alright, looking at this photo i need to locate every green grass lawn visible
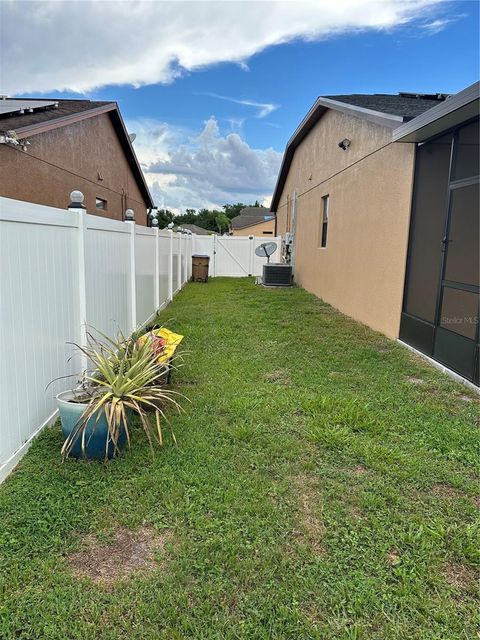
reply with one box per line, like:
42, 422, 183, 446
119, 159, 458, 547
1, 278, 479, 639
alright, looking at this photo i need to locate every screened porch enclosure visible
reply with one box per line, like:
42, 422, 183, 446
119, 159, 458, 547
400, 117, 479, 385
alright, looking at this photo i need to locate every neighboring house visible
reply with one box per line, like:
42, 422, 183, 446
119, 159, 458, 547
272, 83, 479, 385
0, 98, 154, 224
176, 223, 213, 235
230, 206, 275, 236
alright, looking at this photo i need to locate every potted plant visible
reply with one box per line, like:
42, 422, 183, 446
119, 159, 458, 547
56, 330, 183, 460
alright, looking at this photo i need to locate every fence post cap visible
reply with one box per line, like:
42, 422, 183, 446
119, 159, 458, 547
68, 190, 86, 209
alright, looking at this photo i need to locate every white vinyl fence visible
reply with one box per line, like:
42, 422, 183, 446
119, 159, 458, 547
0, 197, 192, 481
0, 196, 280, 481
193, 234, 281, 277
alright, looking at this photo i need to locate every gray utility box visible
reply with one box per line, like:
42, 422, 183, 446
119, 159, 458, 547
263, 263, 293, 286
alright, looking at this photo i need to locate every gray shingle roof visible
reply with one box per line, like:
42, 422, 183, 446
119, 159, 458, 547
270, 90, 450, 212
177, 223, 213, 235
231, 207, 273, 229
324, 93, 449, 120
0, 98, 113, 133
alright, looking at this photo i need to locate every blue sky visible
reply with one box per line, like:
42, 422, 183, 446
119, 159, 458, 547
99, 4, 479, 153
2, 0, 479, 211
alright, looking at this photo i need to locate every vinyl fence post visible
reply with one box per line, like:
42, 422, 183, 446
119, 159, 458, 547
180, 235, 184, 284
177, 232, 182, 292
188, 234, 194, 281
213, 234, 217, 278
69, 191, 88, 371
168, 229, 173, 302
154, 226, 160, 310
126, 218, 137, 332
248, 235, 254, 277
190, 233, 195, 281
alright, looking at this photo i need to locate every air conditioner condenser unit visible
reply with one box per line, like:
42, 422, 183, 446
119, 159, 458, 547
262, 263, 293, 287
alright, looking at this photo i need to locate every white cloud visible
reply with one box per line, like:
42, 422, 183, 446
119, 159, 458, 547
421, 17, 458, 34
129, 117, 282, 212
1, 0, 445, 94
202, 93, 278, 118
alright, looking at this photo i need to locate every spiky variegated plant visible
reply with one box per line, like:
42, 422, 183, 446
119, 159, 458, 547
62, 330, 184, 460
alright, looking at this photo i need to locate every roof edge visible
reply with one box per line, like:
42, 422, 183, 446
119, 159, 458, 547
270, 96, 406, 212
392, 81, 480, 142
7, 103, 117, 137
232, 216, 275, 230
6, 101, 154, 209
110, 104, 154, 208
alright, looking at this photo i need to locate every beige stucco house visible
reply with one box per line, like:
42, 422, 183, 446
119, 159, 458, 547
272, 84, 479, 385
230, 207, 276, 236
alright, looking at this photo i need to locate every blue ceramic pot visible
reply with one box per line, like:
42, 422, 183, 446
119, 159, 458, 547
56, 390, 127, 460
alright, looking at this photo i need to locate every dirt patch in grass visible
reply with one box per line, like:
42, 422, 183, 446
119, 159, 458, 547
430, 483, 465, 499
442, 562, 479, 593
457, 393, 480, 404
264, 370, 290, 386
386, 549, 401, 566
349, 504, 366, 521
349, 464, 369, 476
292, 475, 325, 555
406, 376, 426, 385
375, 345, 392, 353
67, 527, 172, 585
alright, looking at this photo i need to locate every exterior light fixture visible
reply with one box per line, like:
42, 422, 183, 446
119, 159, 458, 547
69, 190, 86, 209
125, 208, 135, 221
338, 138, 351, 150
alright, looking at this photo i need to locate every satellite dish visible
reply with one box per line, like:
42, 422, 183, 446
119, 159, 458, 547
128, 132, 137, 143
255, 242, 277, 263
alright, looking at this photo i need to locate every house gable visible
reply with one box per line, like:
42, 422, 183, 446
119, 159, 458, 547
0, 112, 151, 223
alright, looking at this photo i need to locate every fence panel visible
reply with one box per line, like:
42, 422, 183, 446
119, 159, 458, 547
172, 234, 180, 294
85, 216, 130, 337
193, 236, 215, 275
190, 235, 281, 277
0, 198, 194, 481
0, 199, 80, 479
0, 196, 280, 481
215, 236, 251, 277
180, 235, 187, 285
158, 231, 171, 309
135, 227, 156, 326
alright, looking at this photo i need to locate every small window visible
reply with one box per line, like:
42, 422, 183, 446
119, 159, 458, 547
96, 197, 107, 210
263, 231, 273, 235
320, 195, 329, 248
